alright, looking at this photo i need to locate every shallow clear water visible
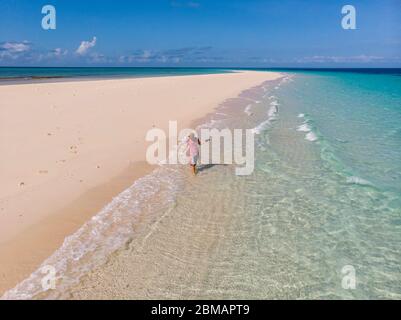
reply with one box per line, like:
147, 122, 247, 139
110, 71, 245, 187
3, 71, 401, 300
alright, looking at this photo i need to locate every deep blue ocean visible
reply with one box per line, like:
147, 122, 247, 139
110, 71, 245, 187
1, 67, 400, 81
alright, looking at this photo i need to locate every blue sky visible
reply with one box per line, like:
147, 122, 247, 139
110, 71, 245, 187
0, 0, 400, 67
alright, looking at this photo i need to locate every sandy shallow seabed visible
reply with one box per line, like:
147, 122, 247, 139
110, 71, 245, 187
0, 71, 282, 295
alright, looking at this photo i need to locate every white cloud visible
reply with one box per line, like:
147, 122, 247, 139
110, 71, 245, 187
1, 41, 30, 53
89, 52, 108, 63
119, 50, 156, 63
118, 47, 214, 64
76, 37, 97, 55
0, 41, 31, 60
52, 48, 68, 57
35, 48, 69, 62
296, 55, 385, 64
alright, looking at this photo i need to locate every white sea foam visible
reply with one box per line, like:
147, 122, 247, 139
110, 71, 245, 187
297, 123, 312, 132
305, 131, 318, 142
252, 105, 278, 135
281, 76, 294, 83
252, 119, 271, 135
297, 117, 318, 142
244, 104, 253, 116
346, 176, 373, 187
298, 113, 305, 118
267, 106, 278, 118
270, 100, 279, 107
198, 118, 223, 129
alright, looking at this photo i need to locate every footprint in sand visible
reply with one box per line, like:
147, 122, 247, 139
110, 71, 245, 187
70, 145, 78, 154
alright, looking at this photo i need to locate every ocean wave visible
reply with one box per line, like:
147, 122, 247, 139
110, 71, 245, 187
252, 104, 279, 135
296, 118, 318, 142
386, 127, 401, 138
270, 100, 279, 107
297, 123, 311, 132
198, 118, 224, 129
244, 104, 253, 116
346, 176, 374, 187
305, 131, 318, 142
252, 119, 271, 135
282, 76, 294, 83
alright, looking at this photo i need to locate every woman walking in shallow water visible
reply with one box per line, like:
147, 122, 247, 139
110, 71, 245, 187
186, 133, 201, 175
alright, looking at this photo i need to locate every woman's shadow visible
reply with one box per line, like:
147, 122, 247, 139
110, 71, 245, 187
197, 164, 228, 173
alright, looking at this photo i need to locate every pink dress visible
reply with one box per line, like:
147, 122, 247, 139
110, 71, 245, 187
187, 138, 199, 165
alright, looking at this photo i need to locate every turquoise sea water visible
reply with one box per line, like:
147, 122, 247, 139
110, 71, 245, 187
3, 69, 401, 299
249, 71, 401, 298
